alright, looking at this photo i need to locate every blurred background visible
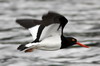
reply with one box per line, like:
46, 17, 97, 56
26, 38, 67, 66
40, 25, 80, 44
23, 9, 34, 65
0, 0, 100, 66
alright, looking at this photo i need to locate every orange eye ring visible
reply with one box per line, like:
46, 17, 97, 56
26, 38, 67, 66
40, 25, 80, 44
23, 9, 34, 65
72, 39, 75, 41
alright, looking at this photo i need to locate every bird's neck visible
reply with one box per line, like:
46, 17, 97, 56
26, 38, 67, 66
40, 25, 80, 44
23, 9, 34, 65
60, 35, 67, 49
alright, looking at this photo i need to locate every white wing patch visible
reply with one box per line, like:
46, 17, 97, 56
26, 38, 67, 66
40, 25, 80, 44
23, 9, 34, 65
28, 25, 40, 40
39, 24, 61, 40
28, 24, 61, 42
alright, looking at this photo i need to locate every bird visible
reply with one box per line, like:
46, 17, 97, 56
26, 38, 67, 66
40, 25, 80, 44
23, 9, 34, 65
16, 11, 89, 52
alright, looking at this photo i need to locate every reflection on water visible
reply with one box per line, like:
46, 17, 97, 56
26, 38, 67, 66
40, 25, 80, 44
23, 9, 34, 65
0, 0, 100, 66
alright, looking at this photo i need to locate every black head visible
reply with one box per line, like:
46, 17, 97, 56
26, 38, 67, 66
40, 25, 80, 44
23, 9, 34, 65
60, 35, 89, 49
65, 37, 77, 44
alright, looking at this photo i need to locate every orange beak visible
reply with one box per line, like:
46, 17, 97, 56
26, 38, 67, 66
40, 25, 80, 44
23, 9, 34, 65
76, 42, 89, 48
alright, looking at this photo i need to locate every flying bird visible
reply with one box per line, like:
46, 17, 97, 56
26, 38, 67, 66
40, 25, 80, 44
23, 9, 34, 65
16, 11, 89, 52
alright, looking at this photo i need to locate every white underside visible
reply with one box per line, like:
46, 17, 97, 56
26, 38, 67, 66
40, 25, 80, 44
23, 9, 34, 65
26, 24, 62, 51
37, 33, 61, 50
26, 32, 61, 51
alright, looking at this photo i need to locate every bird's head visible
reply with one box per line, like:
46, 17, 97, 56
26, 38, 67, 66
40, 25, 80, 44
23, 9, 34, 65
61, 36, 89, 48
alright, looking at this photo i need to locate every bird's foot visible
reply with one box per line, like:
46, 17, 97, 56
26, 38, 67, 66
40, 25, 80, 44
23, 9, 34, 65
24, 48, 34, 53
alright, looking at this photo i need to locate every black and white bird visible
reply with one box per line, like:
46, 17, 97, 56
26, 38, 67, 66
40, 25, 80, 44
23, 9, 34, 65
16, 11, 89, 52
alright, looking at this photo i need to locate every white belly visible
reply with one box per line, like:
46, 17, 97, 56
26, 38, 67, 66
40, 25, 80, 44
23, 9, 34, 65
37, 34, 61, 51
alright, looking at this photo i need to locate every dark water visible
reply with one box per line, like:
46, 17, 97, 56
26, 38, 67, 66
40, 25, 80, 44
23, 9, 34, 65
0, 0, 100, 66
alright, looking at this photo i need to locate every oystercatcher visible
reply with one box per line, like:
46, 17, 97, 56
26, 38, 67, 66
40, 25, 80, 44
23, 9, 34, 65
16, 11, 89, 52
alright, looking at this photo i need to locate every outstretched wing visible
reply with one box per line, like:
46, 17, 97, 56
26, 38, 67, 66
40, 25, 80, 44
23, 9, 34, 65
16, 19, 43, 42
16, 11, 68, 42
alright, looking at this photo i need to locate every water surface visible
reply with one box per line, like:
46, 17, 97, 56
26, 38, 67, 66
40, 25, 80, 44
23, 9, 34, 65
0, 0, 100, 66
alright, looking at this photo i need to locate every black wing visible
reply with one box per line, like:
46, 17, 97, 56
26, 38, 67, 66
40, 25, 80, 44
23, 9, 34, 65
16, 11, 68, 42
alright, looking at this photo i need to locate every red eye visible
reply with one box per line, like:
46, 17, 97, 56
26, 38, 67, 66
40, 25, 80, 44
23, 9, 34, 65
72, 39, 75, 41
